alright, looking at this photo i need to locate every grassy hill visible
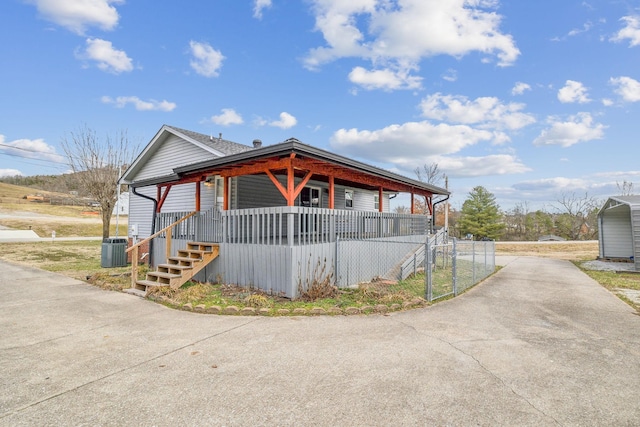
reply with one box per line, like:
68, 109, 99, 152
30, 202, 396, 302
0, 182, 127, 237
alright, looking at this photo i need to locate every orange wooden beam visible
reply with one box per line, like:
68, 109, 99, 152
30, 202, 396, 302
265, 169, 288, 201
286, 156, 295, 206
157, 184, 173, 212
378, 187, 384, 212
328, 175, 335, 209
410, 192, 415, 214
195, 181, 201, 212
293, 171, 313, 200
223, 177, 230, 210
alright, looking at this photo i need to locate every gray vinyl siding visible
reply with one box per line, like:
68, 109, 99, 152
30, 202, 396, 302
134, 134, 219, 181
235, 175, 390, 212
128, 183, 216, 238
128, 187, 156, 238
633, 209, 640, 271
236, 175, 287, 208
600, 206, 633, 258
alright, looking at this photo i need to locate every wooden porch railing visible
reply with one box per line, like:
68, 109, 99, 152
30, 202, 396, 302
125, 211, 196, 289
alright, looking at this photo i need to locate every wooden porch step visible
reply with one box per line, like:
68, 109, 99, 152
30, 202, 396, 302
176, 250, 207, 258
135, 279, 171, 289
146, 271, 182, 282
167, 256, 199, 266
124, 288, 146, 297
129, 241, 219, 297
187, 242, 217, 250
157, 264, 193, 274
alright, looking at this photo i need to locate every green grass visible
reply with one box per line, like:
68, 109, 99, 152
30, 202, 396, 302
576, 264, 640, 311
149, 279, 427, 315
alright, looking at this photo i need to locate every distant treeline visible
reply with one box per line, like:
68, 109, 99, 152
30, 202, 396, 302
0, 174, 83, 196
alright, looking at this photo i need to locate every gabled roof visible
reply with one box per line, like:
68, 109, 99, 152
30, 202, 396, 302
598, 195, 640, 216
120, 125, 252, 184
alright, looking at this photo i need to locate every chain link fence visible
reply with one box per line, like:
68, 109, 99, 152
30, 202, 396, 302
336, 235, 496, 302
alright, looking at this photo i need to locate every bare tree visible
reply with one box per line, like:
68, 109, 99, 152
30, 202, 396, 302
616, 180, 634, 196
61, 125, 139, 239
552, 192, 600, 240
413, 162, 446, 214
414, 163, 444, 187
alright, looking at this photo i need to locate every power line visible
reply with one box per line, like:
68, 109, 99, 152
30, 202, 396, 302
0, 143, 68, 165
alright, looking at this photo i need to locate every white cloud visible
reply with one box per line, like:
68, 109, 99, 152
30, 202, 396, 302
330, 121, 493, 164
348, 66, 422, 91
610, 76, 640, 102
611, 15, 640, 47
28, 0, 123, 34
269, 112, 297, 129
557, 80, 591, 103
533, 113, 606, 147
602, 98, 614, 106
189, 41, 225, 77
304, 0, 519, 89
210, 108, 244, 126
101, 96, 176, 111
513, 177, 589, 192
442, 69, 457, 82
0, 134, 65, 163
568, 21, 593, 37
426, 154, 531, 177
511, 82, 531, 95
78, 38, 133, 74
253, 0, 272, 19
0, 169, 23, 177
419, 93, 536, 130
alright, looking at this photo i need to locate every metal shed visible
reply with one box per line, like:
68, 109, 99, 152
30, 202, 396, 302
597, 195, 640, 271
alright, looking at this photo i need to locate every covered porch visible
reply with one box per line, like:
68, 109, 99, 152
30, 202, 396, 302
126, 138, 449, 298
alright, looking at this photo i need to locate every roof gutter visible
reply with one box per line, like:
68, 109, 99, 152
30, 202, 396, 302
431, 194, 450, 234
131, 186, 158, 266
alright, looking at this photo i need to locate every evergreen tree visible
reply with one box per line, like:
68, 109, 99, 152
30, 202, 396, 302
458, 186, 504, 240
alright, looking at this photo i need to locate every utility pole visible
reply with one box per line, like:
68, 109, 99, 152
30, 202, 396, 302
444, 175, 449, 235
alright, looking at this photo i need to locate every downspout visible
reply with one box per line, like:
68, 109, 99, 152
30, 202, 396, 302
431, 195, 450, 235
131, 186, 158, 266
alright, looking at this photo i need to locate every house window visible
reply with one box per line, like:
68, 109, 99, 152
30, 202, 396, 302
374, 194, 380, 211
345, 190, 353, 208
299, 186, 321, 207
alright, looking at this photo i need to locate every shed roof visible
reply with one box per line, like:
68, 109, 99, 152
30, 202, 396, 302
598, 195, 640, 216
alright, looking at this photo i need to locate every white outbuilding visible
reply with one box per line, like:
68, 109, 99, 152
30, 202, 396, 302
597, 195, 640, 271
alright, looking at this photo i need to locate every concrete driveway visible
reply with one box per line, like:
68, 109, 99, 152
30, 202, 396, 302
1, 257, 639, 426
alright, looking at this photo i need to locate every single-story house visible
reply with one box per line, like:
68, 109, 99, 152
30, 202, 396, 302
597, 195, 640, 271
119, 125, 450, 298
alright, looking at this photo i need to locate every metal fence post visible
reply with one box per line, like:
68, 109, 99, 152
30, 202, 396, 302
472, 240, 476, 285
425, 236, 432, 301
335, 235, 340, 288
452, 238, 457, 296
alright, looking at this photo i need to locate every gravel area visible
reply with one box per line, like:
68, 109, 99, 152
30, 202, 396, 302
581, 260, 636, 272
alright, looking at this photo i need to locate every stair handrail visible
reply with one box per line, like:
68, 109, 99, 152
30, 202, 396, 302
126, 211, 197, 289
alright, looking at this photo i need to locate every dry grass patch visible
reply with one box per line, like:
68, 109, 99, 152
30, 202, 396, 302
496, 241, 598, 261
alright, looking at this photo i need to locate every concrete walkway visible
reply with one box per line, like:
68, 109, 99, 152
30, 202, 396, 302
1, 257, 639, 426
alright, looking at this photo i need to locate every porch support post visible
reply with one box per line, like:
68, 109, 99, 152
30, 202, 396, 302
287, 154, 295, 206
328, 176, 335, 209
378, 186, 384, 212
195, 181, 201, 212
223, 176, 230, 210
410, 192, 415, 214
157, 184, 172, 213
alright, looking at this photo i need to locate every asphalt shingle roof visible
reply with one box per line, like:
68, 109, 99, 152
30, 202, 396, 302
165, 125, 253, 156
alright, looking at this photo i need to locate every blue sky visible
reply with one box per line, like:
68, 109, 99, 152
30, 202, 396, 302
1, 0, 639, 211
